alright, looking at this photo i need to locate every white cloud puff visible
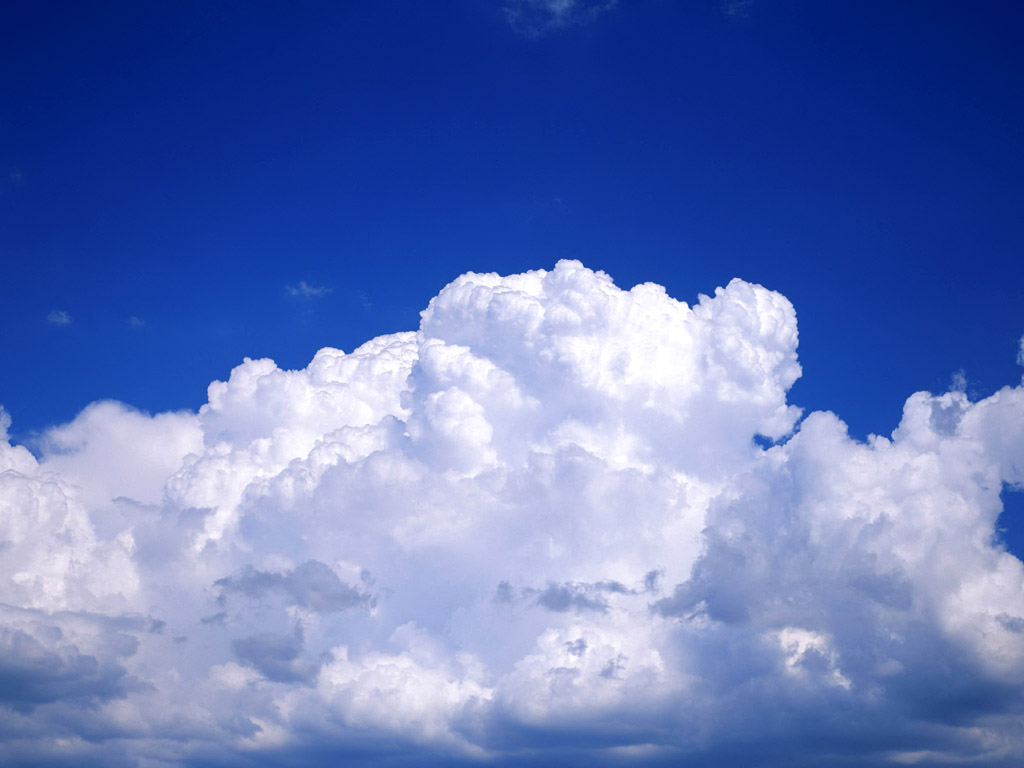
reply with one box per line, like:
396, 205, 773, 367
46, 309, 72, 326
0, 261, 1023, 766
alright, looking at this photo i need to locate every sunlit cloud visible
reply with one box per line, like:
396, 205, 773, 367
1, 261, 1023, 765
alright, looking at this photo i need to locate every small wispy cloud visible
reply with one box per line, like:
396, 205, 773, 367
8, 168, 23, 186
287, 281, 333, 299
721, 0, 754, 20
128, 316, 145, 328
47, 309, 72, 326
504, 0, 618, 38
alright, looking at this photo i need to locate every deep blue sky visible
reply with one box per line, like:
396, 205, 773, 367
3, 0, 1022, 443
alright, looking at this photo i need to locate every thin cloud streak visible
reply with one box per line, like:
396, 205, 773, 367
46, 309, 72, 326
503, 0, 618, 38
287, 280, 333, 298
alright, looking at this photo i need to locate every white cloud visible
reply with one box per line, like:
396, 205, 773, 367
504, 0, 618, 38
1, 260, 1024, 765
287, 280, 332, 298
46, 309, 71, 326
722, 0, 755, 20
39, 401, 202, 511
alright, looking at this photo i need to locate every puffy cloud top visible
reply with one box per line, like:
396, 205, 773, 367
0, 261, 1022, 766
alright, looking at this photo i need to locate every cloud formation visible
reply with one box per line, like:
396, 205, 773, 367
1, 261, 1023, 766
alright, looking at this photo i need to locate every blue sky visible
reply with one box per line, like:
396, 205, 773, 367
4, 0, 1022, 439
2, 2, 1024, 766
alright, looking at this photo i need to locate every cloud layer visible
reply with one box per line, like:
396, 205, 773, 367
1, 261, 1023, 766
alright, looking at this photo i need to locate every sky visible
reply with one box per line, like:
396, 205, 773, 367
1, 1, 1024, 766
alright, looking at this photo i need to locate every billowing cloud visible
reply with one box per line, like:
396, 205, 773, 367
1, 260, 1023, 766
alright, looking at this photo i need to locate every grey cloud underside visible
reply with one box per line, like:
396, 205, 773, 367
232, 625, 318, 684
0, 625, 135, 709
0, 260, 1023, 766
502, 579, 636, 613
215, 560, 375, 613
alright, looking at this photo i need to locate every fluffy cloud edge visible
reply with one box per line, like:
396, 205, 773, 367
0, 260, 1022, 766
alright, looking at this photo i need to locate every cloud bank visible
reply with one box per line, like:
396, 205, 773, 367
2, 260, 1023, 766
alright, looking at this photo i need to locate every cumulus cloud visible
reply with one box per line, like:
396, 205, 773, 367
1, 260, 1023, 766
